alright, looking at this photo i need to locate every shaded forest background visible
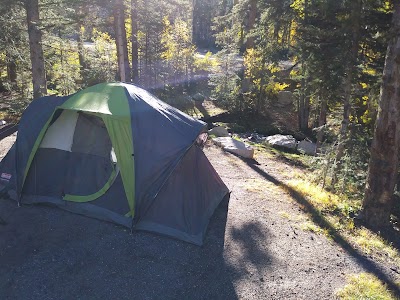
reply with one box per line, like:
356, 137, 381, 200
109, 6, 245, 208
0, 0, 399, 228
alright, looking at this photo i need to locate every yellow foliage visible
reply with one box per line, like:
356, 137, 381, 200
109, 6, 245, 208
360, 109, 373, 124
378, 1, 393, 13
290, 0, 305, 19
363, 68, 377, 76
267, 64, 282, 73
290, 21, 298, 47
275, 82, 289, 91
290, 69, 299, 77
161, 17, 195, 73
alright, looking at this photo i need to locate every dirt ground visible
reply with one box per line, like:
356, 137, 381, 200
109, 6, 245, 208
0, 135, 399, 299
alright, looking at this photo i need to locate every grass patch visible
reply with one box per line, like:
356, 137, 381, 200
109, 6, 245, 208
299, 221, 327, 235
243, 178, 266, 193
202, 104, 226, 117
337, 273, 397, 300
286, 178, 352, 216
283, 177, 400, 265
354, 228, 398, 260
279, 211, 291, 219
262, 145, 312, 169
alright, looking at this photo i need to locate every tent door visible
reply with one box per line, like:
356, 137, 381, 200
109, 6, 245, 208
23, 110, 117, 202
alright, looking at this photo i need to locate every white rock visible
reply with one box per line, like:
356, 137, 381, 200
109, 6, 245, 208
297, 140, 317, 156
212, 137, 254, 159
265, 134, 297, 150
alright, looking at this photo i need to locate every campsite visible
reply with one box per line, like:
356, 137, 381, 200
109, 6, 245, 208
0, 123, 397, 299
1, 0, 400, 299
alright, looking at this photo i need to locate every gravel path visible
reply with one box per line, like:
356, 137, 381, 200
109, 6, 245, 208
0, 136, 399, 299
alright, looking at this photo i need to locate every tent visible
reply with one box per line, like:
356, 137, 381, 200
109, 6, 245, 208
0, 82, 229, 245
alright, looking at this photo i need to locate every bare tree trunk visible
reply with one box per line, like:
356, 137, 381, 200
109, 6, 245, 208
131, 0, 139, 83
362, 2, 400, 227
332, 0, 362, 187
25, 0, 47, 99
114, 0, 131, 82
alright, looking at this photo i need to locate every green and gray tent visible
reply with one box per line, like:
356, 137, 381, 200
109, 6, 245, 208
0, 82, 229, 245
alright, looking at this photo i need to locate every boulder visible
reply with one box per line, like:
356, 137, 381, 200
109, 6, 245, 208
212, 137, 254, 159
265, 134, 297, 150
192, 93, 206, 102
277, 91, 294, 107
208, 126, 230, 137
297, 139, 317, 156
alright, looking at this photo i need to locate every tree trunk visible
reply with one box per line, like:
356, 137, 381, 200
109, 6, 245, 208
25, 0, 47, 99
6, 53, 17, 84
241, 0, 257, 93
77, 11, 86, 80
246, 0, 257, 49
298, 66, 310, 132
298, 0, 310, 132
362, 2, 400, 227
316, 93, 327, 148
332, 0, 362, 187
131, 0, 139, 83
114, 0, 131, 82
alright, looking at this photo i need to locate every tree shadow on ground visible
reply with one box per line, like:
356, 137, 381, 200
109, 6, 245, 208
237, 156, 400, 298
272, 152, 309, 170
194, 101, 210, 119
228, 221, 275, 282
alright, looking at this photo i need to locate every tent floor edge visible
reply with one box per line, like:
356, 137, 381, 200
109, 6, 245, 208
22, 194, 132, 228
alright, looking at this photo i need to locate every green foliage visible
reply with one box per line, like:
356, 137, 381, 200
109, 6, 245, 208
308, 125, 372, 199
81, 29, 117, 87
44, 35, 81, 95
209, 50, 241, 111
161, 17, 195, 85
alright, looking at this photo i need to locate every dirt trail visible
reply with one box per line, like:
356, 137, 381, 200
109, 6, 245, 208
0, 135, 399, 299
